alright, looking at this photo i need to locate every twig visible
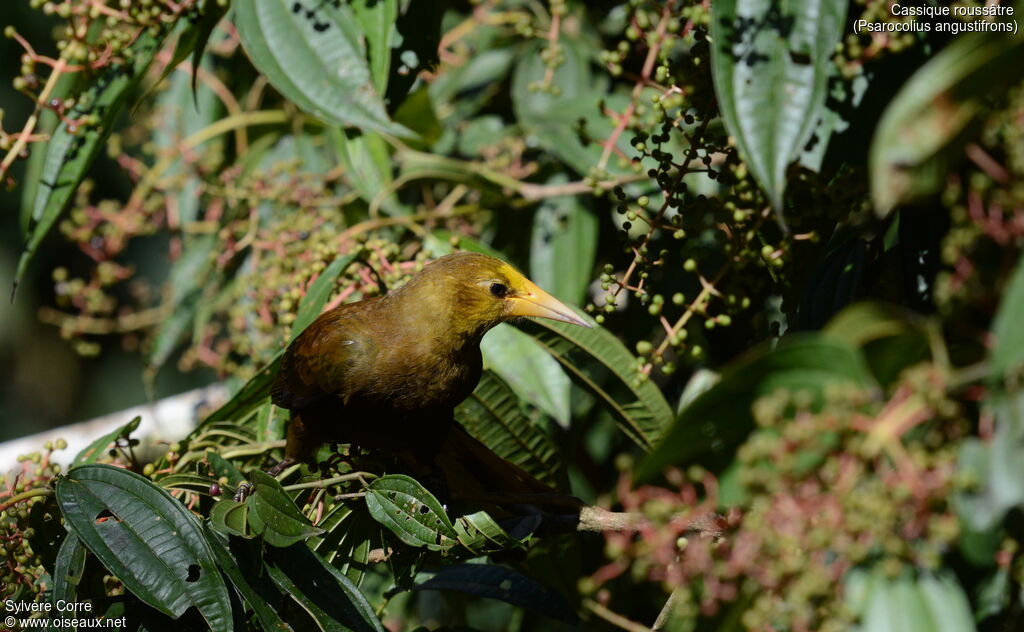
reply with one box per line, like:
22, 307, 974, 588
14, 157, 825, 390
0, 488, 52, 512
584, 598, 650, 632
651, 587, 682, 631
282, 472, 376, 492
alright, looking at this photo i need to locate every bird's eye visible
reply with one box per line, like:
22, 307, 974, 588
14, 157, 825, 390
489, 282, 508, 297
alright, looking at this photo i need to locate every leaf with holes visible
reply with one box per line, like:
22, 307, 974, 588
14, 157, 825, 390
233, 0, 407, 136
244, 470, 322, 547
710, 0, 847, 216
54, 464, 232, 629
365, 475, 457, 550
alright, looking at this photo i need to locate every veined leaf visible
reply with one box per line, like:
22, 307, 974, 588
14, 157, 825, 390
204, 526, 290, 632
263, 544, 385, 632
15, 30, 165, 293
455, 371, 562, 487
233, 0, 407, 136
310, 502, 376, 585
149, 234, 218, 372
55, 465, 233, 629
870, 30, 1024, 216
710, 0, 847, 214
330, 128, 406, 216
244, 470, 323, 547
637, 336, 874, 482
365, 474, 458, 551
515, 316, 673, 450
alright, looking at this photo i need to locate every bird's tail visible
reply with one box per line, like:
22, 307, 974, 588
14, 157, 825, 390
433, 422, 563, 501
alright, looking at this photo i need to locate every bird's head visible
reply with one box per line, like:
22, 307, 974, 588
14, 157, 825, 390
405, 252, 590, 338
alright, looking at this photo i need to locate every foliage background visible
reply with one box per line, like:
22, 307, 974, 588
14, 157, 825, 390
1, 0, 1024, 631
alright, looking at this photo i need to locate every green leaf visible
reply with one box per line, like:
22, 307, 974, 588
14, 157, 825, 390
15, 30, 165, 293
157, 472, 220, 495
263, 544, 385, 632
848, 569, 975, 632
455, 371, 562, 487
413, 564, 578, 624
203, 525, 291, 632
330, 129, 406, 215
205, 450, 247, 487
990, 255, 1024, 383
291, 254, 359, 337
516, 316, 674, 450
351, 0, 398, 95
50, 533, 88, 624
244, 470, 322, 547
529, 181, 598, 305
310, 502, 376, 585
481, 324, 571, 428
73, 416, 141, 464
637, 336, 874, 482
709, 0, 847, 214
869, 31, 1024, 216
955, 392, 1024, 532
232, 0, 407, 136
453, 511, 538, 554
365, 474, 458, 550
512, 37, 632, 175
54, 464, 232, 629
209, 499, 253, 538
149, 234, 218, 372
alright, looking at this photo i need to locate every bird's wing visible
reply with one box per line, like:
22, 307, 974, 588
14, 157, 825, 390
271, 301, 380, 411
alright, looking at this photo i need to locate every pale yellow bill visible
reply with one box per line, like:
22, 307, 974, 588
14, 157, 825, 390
508, 278, 591, 327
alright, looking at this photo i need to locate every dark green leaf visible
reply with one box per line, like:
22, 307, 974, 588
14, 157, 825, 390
263, 544, 385, 632
15, 30, 165, 293
203, 526, 291, 632
55, 464, 232, 629
870, 31, 1024, 216
73, 416, 141, 464
709, 0, 847, 213
455, 371, 562, 487
413, 564, 578, 624
453, 511, 537, 554
50, 533, 88, 626
205, 451, 247, 487
310, 502, 376, 585
516, 316, 674, 450
637, 336, 874, 481
232, 0, 407, 136
365, 474, 457, 550
244, 470, 322, 547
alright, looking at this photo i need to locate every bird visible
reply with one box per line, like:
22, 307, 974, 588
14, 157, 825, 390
269, 251, 590, 500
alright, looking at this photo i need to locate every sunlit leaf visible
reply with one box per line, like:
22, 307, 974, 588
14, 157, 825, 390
365, 474, 457, 551
233, 0, 407, 136
710, 0, 847, 214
